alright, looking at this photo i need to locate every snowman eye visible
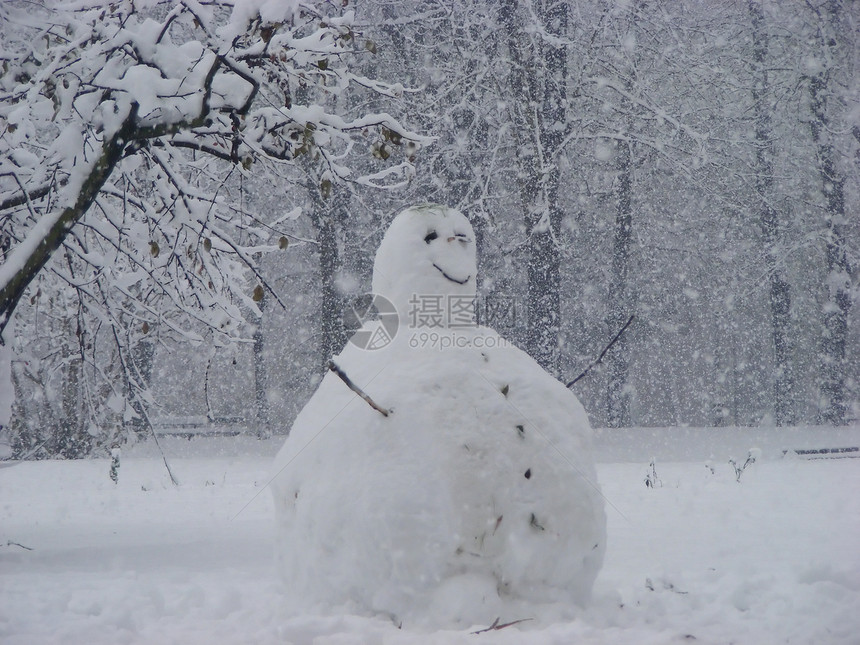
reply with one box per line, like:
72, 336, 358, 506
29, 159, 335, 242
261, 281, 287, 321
424, 230, 438, 244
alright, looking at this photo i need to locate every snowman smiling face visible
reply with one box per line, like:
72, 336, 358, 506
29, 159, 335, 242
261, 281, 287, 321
424, 226, 473, 286
372, 205, 478, 320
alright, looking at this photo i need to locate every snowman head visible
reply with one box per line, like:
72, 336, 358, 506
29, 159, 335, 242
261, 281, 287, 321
372, 204, 477, 322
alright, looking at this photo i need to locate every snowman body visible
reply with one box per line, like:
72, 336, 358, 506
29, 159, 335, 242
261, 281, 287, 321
271, 205, 605, 625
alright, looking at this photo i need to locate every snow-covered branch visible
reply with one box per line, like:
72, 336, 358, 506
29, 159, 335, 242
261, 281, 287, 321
0, 0, 423, 342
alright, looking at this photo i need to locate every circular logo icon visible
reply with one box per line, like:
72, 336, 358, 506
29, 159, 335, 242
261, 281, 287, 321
344, 293, 399, 350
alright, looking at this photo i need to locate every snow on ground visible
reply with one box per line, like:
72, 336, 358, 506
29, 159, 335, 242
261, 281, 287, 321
1, 427, 859, 644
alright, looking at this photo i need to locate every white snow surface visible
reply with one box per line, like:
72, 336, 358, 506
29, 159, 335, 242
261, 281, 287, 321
1, 429, 859, 644
270, 205, 606, 626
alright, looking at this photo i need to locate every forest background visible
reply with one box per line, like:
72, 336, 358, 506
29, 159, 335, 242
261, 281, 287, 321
1, 0, 857, 459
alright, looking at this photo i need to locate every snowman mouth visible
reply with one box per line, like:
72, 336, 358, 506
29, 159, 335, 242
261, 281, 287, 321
433, 263, 471, 285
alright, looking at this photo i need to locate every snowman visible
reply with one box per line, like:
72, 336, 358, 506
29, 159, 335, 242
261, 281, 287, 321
271, 204, 605, 627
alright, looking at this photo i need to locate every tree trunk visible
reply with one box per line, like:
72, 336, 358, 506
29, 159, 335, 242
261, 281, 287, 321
749, 0, 795, 426
810, 75, 850, 425
500, 0, 566, 376
807, 4, 851, 425
607, 136, 634, 428
0, 230, 11, 429
0, 340, 11, 431
129, 328, 155, 439
253, 291, 270, 436
118, 326, 150, 446
316, 190, 346, 372
58, 315, 89, 458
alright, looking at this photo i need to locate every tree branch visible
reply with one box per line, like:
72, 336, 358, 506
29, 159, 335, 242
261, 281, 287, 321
328, 360, 390, 417
0, 182, 53, 212
472, 617, 533, 634
133, 55, 222, 139
157, 139, 235, 162
566, 314, 635, 388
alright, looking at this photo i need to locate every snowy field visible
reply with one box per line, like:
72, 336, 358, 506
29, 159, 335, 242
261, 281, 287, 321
2, 426, 859, 644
